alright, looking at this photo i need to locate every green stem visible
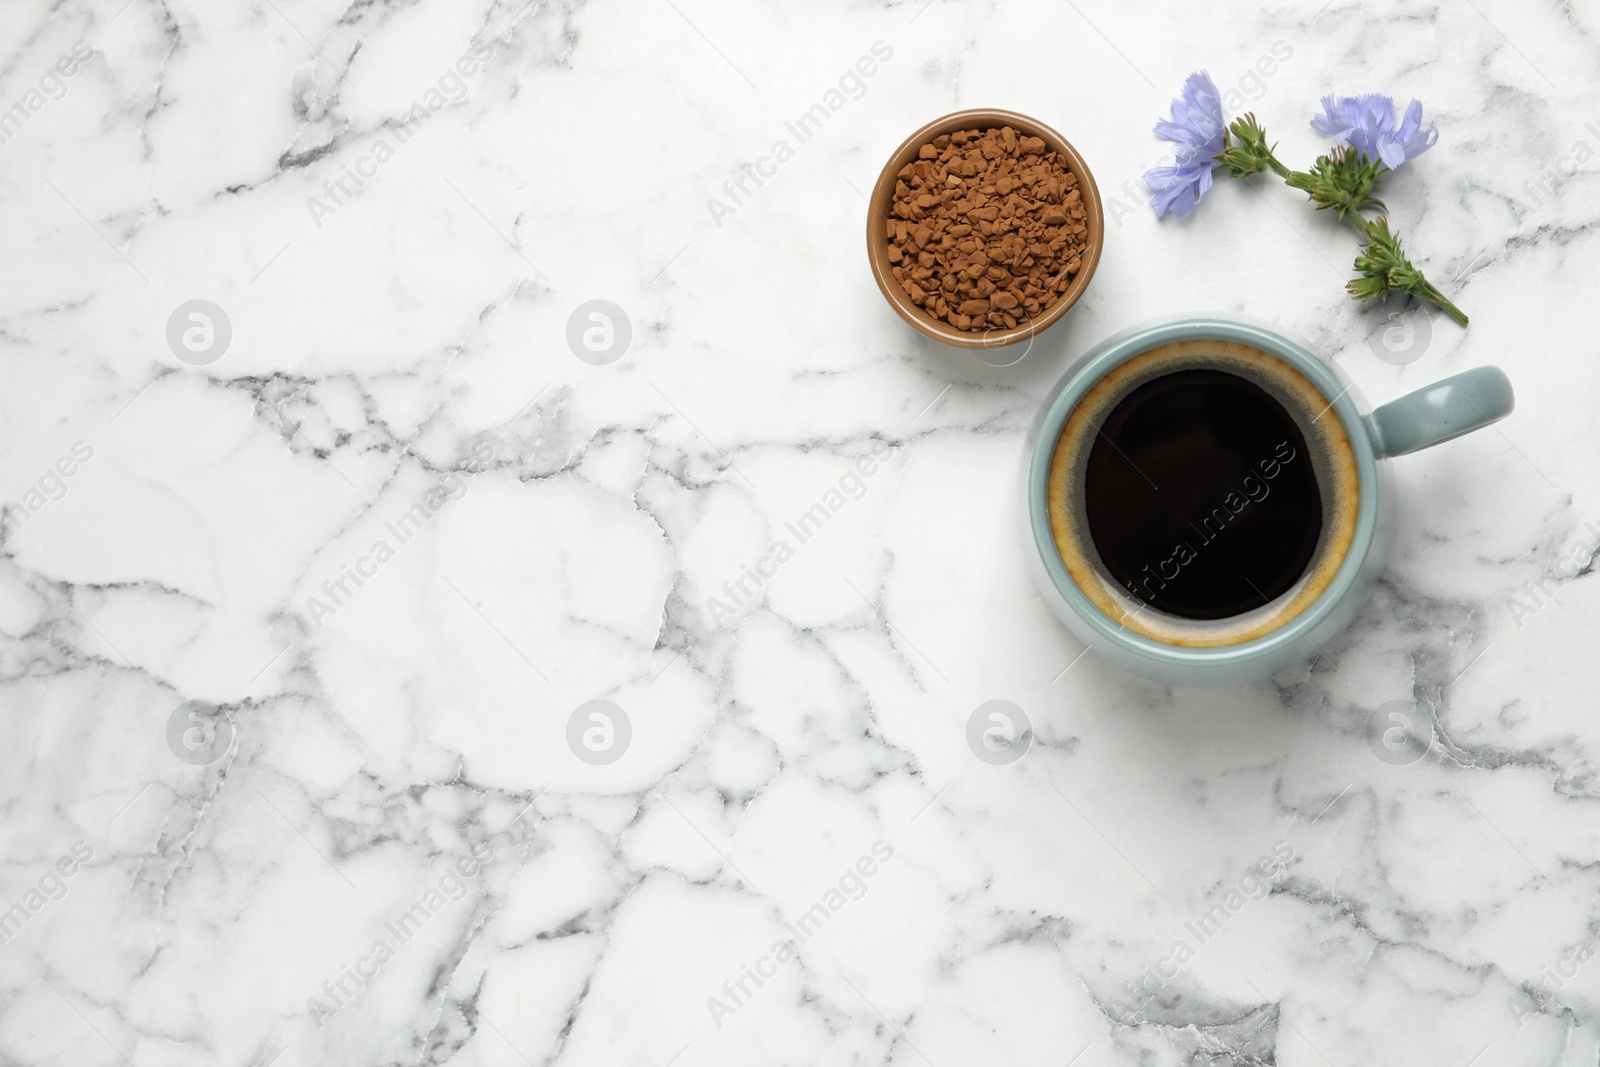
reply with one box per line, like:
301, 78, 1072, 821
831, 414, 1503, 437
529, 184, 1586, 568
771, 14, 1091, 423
1218, 119, 1469, 327
1355, 218, 1470, 327
1421, 287, 1470, 327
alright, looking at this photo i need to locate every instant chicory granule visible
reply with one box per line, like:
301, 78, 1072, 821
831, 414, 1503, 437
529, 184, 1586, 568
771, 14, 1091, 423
886, 126, 1090, 333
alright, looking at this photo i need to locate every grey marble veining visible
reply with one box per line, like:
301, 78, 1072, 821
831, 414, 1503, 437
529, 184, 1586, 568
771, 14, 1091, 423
1, 0, 1598, 1064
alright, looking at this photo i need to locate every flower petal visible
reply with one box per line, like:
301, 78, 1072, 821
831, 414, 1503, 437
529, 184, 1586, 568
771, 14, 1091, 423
1181, 70, 1223, 111
1146, 72, 1229, 216
1395, 99, 1423, 144
1311, 91, 1438, 168
1154, 118, 1198, 144
1144, 160, 1216, 218
1150, 182, 1198, 218
1309, 94, 1345, 136
1153, 71, 1227, 158
1409, 122, 1438, 159
1143, 164, 1184, 188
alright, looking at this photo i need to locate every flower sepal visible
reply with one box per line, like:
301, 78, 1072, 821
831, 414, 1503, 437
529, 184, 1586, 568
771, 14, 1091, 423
1216, 114, 1287, 179
1348, 216, 1468, 326
1142, 73, 1466, 327
1284, 147, 1386, 223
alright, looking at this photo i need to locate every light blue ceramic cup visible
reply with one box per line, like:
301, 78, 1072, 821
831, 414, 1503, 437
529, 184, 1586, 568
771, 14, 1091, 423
1025, 316, 1514, 686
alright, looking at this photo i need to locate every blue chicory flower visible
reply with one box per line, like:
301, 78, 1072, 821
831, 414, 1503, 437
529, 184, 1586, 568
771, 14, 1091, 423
1143, 70, 1226, 218
1310, 94, 1437, 170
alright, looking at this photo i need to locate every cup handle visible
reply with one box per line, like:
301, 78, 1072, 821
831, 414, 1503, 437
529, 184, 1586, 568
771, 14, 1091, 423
1366, 366, 1515, 459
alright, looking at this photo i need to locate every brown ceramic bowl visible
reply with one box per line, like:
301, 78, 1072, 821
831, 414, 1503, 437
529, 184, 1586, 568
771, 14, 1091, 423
867, 109, 1104, 350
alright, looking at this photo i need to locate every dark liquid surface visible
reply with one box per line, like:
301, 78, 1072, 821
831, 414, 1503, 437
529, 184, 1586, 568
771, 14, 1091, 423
1085, 369, 1323, 619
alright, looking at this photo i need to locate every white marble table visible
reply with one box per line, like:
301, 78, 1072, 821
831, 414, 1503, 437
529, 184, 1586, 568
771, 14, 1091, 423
3, 0, 1597, 1063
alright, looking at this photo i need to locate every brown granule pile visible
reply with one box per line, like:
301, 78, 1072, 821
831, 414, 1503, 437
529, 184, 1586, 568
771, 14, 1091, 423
886, 126, 1090, 333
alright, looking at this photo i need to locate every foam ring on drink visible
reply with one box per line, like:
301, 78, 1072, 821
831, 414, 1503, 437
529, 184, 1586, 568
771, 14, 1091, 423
1046, 339, 1360, 647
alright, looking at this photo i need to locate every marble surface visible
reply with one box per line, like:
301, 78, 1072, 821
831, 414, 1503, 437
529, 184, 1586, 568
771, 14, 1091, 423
2, 0, 1599, 1064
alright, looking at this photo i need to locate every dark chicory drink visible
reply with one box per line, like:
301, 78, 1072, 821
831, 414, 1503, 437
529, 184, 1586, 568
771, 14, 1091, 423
1085, 368, 1320, 618
1047, 340, 1360, 647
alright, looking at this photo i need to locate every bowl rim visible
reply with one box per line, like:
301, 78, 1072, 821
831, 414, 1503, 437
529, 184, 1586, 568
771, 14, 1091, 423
866, 108, 1105, 350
